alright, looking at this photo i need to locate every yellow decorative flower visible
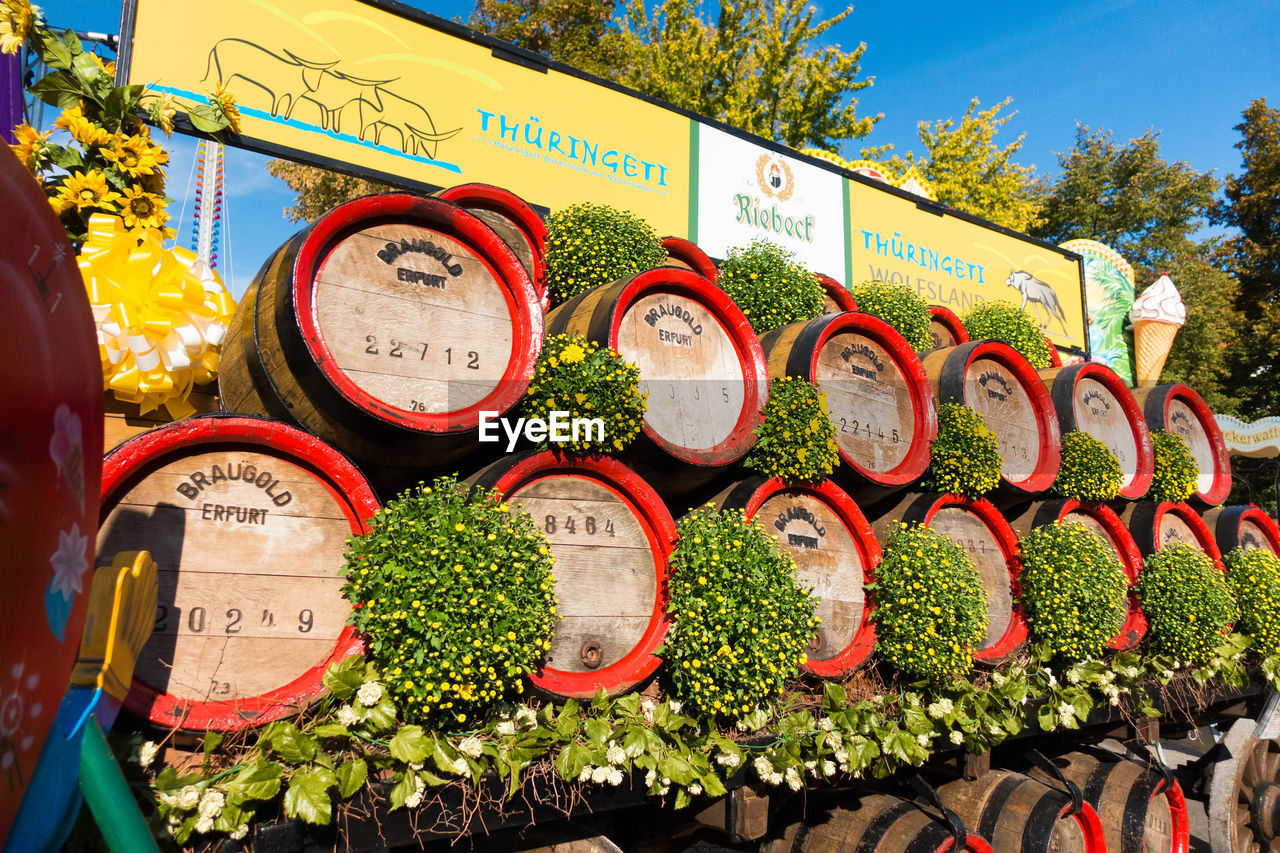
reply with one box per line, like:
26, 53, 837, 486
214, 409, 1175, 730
9, 122, 50, 173
100, 132, 165, 178
141, 91, 178, 136
211, 83, 241, 134
0, 0, 37, 55
559, 342, 586, 364
119, 185, 167, 231
56, 170, 121, 213
54, 105, 110, 148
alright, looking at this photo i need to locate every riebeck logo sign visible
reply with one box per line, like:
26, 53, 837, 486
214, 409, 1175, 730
478, 411, 605, 453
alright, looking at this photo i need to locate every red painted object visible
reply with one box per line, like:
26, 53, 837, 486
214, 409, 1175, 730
927, 305, 969, 351
1203, 504, 1280, 558
1131, 383, 1231, 508
660, 236, 718, 281
815, 273, 858, 313
437, 183, 549, 309
1043, 334, 1064, 367
1120, 501, 1224, 569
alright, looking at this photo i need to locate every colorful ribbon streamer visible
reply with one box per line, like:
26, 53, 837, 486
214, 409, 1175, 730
78, 214, 236, 419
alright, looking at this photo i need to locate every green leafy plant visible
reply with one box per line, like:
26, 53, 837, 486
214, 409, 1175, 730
961, 300, 1053, 368
1224, 547, 1280, 658
1136, 543, 1237, 664
1019, 521, 1129, 661
663, 506, 817, 721
543, 202, 665, 305
871, 523, 988, 681
849, 280, 932, 350
1148, 429, 1199, 502
922, 403, 1002, 497
521, 333, 646, 453
341, 476, 558, 729
744, 376, 839, 482
1052, 431, 1124, 501
716, 239, 824, 334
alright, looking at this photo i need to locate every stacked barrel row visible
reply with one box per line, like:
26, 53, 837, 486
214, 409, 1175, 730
94, 185, 1265, 734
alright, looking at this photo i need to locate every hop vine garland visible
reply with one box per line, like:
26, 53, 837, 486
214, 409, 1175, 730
961, 301, 1053, 368
341, 476, 559, 729
1136, 543, 1237, 664
1148, 429, 1199, 503
716, 239, 824, 334
543, 203, 665, 305
1019, 521, 1129, 662
922, 403, 1002, 497
744, 377, 840, 482
849, 280, 933, 351
521, 334, 646, 453
1052, 431, 1124, 501
1225, 547, 1280, 658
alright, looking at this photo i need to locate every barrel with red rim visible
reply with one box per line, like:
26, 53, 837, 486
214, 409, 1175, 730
544, 267, 768, 494
1131, 384, 1231, 507
759, 312, 937, 500
1038, 362, 1154, 499
470, 451, 675, 699
1007, 499, 1146, 651
218, 193, 543, 469
927, 306, 969, 352
1118, 501, 1223, 568
1044, 335, 1064, 367
763, 794, 995, 852
661, 236, 718, 281
937, 770, 1106, 853
1202, 504, 1280, 558
923, 341, 1062, 499
710, 476, 879, 676
99, 415, 378, 730
436, 183, 548, 309
868, 493, 1026, 664
816, 273, 858, 315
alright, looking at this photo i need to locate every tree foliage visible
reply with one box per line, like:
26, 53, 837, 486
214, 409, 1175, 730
264, 160, 392, 224
470, 0, 626, 77
1158, 248, 1241, 413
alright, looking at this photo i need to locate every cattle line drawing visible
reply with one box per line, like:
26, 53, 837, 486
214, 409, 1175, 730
202, 38, 462, 159
1006, 269, 1069, 334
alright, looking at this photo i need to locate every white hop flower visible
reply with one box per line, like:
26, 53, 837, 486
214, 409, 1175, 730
992, 672, 1006, 687
1057, 702, 1074, 719
645, 769, 657, 788
230, 824, 250, 841
817, 717, 834, 731
176, 785, 200, 810
1067, 669, 1081, 684
827, 731, 843, 748
688, 782, 702, 795
916, 734, 931, 746
753, 756, 774, 779
357, 682, 383, 707
767, 772, 784, 786
194, 816, 214, 835
495, 720, 516, 736
1046, 674, 1058, 687
404, 776, 426, 808
667, 699, 683, 714
834, 748, 849, 764
607, 768, 624, 786
515, 706, 538, 729
822, 760, 836, 776
591, 765, 610, 784
950, 730, 964, 745
409, 762, 424, 772
641, 698, 657, 723
784, 767, 802, 791
458, 736, 484, 758
579, 766, 594, 783
139, 740, 159, 769
927, 698, 954, 719
197, 789, 225, 820
988, 723, 1002, 735
337, 705, 360, 727
606, 742, 626, 766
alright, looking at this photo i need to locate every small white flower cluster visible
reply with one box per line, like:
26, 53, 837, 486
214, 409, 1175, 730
667, 699, 683, 714
926, 697, 953, 719
357, 681, 383, 707
138, 740, 159, 769
606, 741, 626, 766
514, 705, 538, 729
816, 717, 834, 731
495, 720, 517, 736
715, 751, 741, 769
458, 735, 484, 758
579, 764, 625, 786
784, 766, 802, 791
643, 769, 672, 796
403, 775, 427, 809
915, 733, 931, 747
641, 697, 657, 724
337, 704, 360, 727
194, 788, 225, 835
950, 729, 965, 745
1057, 701, 1076, 728
753, 756, 784, 786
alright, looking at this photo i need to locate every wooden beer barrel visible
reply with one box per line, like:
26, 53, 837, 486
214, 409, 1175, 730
759, 312, 937, 500
762, 795, 994, 852
1044, 335, 1064, 368
868, 493, 1026, 664
661, 236, 718, 281
927, 306, 969, 352
922, 342, 1061, 499
218, 193, 543, 469
816, 273, 858, 315
1131, 383, 1231, 507
1118, 501, 1224, 568
1006, 499, 1147, 650
936, 771, 1106, 853
544, 268, 768, 494
99, 415, 379, 730
709, 476, 880, 676
1203, 504, 1280, 557
1037, 362, 1154, 499
1028, 748, 1190, 853
436, 183, 548, 309
470, 452, 675, 698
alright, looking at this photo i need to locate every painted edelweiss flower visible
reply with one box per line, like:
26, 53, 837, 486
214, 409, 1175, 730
49, 523, 88, 600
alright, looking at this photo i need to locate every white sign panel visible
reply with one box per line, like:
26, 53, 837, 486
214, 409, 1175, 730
695, 124, 846, 276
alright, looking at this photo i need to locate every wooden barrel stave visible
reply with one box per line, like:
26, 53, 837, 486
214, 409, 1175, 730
816, 273, 858, 315
763, 794, 989, 852
936, 770, 1105, 853
1202, 504, 1280, 558
1118, 500, 1224, 568
435, 183, 548, 307
1038, 363, 1154, 499
1131, 383, 1231, 507
660, 236, 719, 281
100, 415, 379, 730
927, 306, 969, 353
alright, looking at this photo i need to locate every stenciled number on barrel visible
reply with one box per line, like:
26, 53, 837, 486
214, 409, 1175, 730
154, 604, 318, 634
363, 335, 481, 371
837, 418, 901, 443
544, 515, 616, 537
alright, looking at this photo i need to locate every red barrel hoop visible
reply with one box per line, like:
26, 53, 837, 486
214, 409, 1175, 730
437, 182, 549, 309
1132, 383, 1231, 507
1119, 501, 1223, 569
660, 236, 718, 281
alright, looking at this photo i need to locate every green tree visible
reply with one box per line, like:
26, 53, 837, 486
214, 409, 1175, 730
264, 160, 392, 223
1158, 248, 1241, 413
470, 0, 627, 77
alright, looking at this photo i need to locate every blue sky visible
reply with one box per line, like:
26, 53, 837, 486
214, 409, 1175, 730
30, 0, 1280, 298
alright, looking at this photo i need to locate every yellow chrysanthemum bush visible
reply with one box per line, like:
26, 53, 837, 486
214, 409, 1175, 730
520, 334, 646, 454
1135, 543, 1237, 665
1148, 429, 1199, 503
716, 239, 824, 334
961, 301, 1053, 368
1018, 522, 1129, 662
341, 475, 559, 730
543, 202, 666, 306
849, 280, 933, 351
662, 506, 818, 721
870, 523, 988, 681
1051, 431, 1124, 502
922, 403, 1002, 497
744, 377, 839, 483
1224, 547, 1280, 658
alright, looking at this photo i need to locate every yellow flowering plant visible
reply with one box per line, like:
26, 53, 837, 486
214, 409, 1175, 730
521, 333, 646, 453
1136, 543, 1237, 665
744, 376, 839, 483
922, 403, 1002, 497
961, 301, 1053, 368
543, 202, 666, 305
870, 523, 988, 681
1224, 547, 1280, 658
1051, 431, 1124, 502
849, 280, 933, 351
1018, 521, 1129, 662
716, 239, 824, 334
341, 475, 559, 730
1148, 429, 1199, 503
663, 506, 818, 722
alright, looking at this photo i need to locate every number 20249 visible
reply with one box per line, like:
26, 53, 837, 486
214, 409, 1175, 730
154, 605, 316, 634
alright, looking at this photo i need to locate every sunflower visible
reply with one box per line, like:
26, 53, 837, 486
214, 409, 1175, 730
100, 132, 166, 177
119, 185, 167, 231
55, 170, 121, 214
211, 83, 241, 134
54, 105, 110, 148
141, 91, 178, 136
0, 0, 38, 55
10, 123, 50, 173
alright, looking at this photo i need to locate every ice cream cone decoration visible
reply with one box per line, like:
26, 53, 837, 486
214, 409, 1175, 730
1129, 274, 1186, 386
